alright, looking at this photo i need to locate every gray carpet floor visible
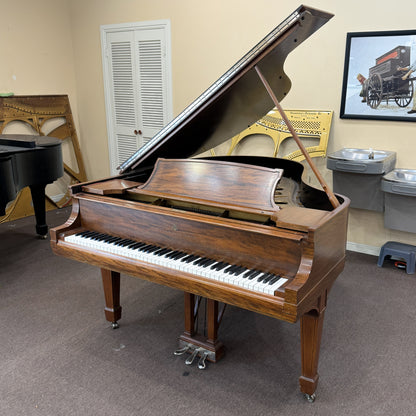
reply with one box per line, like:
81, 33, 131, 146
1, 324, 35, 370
1, 208, 415, 416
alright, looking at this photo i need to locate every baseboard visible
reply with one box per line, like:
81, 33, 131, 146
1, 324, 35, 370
346, 242, 380, 257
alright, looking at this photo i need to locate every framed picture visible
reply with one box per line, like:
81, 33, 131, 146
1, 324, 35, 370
340, 30, 416, 121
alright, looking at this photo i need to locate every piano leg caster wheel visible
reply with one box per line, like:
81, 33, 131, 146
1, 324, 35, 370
111, 321, 119, 329
304, 393, 316, 403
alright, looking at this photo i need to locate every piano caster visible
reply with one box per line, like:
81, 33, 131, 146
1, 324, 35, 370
304, 393, 316, 403
111, 321, 119, 329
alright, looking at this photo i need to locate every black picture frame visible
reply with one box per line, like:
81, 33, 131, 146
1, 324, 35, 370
340, 30, 416, 122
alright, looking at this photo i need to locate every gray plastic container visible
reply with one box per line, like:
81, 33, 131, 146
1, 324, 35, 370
327, 148, 396, 212
381, 169, 416, 232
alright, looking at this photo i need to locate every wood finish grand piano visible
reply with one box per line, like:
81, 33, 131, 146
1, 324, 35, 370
50, 6, 349, 401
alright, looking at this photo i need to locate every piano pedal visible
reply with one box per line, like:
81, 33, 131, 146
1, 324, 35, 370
185, 348, 200, 365
197, 351, 209, 370
174, 341, 216, 369
173, 346, 191, 356
111, 321, 119, 329
304, 393, 316, 403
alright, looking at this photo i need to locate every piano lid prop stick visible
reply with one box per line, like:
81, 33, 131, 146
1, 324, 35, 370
254, 65, 340, 209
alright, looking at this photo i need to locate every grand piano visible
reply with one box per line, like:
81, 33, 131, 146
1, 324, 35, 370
1, 134, 63, 237
50, 6, 349, 401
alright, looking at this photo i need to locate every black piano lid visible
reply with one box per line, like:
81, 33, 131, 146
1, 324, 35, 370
119, 5, 333, 174
0, 134, 61, 156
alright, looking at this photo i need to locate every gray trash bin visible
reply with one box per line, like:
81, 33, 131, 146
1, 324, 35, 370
381, 169, 416, 232
327, 148, 396, 212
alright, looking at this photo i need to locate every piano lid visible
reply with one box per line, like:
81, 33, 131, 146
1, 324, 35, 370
119, 5, 333, 174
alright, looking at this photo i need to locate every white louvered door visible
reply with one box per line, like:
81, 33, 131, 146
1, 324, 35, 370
101, 21, 172, 175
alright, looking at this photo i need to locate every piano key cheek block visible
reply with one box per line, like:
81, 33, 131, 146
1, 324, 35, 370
50, 5, 349, 403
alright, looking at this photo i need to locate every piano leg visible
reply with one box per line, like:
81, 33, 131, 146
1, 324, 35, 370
176, 293, 225, 367
101, 269, 122, 329
29, 184, 49, 238
299, 306, 325, 402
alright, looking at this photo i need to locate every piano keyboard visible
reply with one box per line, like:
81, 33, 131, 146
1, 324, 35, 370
65, 231, 288, 295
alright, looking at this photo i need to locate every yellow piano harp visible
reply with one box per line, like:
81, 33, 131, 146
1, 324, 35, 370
51, 6, 349, 402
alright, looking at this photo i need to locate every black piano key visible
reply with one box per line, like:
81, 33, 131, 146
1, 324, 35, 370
140, 245, 156, 253
268, 275, 281, 285
164, 250, 180, 258
191, 257, 204, 266
184, 255, 199, 263
248, 270, 261, 280
228, 266, 241, 275
111, 237, 123, 244
89, 233, 107, 241
256, 273, 267, 282
90, 233, 104, 240
209, 261, 222, 270
121, 239, 136, 246
214, 262, 228, 271
156, 248, 170, 256
202, 259, 217, 268
180, 254, 193, 262
224, 265, 237, 273
129, 242, 146, 249
257, 273, 272, 283
195, 257, 210, 266
262, 274, 275, 284
81, 231, 100, 239
171, 252, 188, 260
242, 269, 255, 278
233, 266, 248, 276
104, 236, 120, 243
77, 230, 94, 237
115, 238, 134, 246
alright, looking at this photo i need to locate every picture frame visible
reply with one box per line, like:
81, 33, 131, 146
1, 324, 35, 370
340, 30, 416, 122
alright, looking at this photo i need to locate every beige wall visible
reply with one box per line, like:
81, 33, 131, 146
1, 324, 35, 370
0, 0, 78, 124
2, 0, 416, 250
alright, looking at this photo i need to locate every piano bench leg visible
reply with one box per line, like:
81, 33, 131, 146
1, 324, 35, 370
101, 269, 122, 328
299, 307, 325, 401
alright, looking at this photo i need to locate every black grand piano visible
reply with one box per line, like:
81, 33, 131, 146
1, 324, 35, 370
0, 134, 63, 237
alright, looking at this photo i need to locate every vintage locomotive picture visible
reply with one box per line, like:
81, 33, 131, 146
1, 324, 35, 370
340, 30, 416, 121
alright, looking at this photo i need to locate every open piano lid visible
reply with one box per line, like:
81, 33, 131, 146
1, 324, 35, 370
119, 5, 333, 174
